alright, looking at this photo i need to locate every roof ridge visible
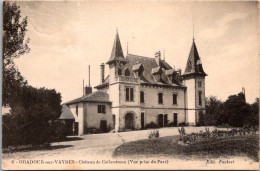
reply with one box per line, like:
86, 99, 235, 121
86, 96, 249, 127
127, 54, 155, 60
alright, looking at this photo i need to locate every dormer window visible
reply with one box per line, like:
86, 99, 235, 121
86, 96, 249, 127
132, 63, 144, 77
125, 68, 130, 76
118, 68, 122, 75
152, 67, 162, 82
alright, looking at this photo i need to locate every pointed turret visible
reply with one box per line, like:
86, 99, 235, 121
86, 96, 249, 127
183, 40, 207, 77
106, 30, 128, 65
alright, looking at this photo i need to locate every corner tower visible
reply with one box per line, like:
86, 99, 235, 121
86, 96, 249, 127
106, 30, 128, 83
182, 38, 207, 125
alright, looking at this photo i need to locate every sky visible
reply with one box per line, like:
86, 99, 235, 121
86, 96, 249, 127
14, 1, 259, 104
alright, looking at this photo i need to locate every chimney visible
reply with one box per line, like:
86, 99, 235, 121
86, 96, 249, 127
85, 65, 92, 95
85, 86, 92, 95
154, 51, 161, 67
100, 63, 105, 83
177, 69, 182, 75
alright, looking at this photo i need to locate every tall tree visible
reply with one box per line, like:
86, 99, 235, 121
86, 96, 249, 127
2, 1, 30, 106
205, 96, 224, 126
224, 92, 250, 127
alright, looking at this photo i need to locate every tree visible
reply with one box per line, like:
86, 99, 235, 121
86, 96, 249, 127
2, 1, 30, 106
205, 96, 224, 126
3, 86, 62, 146
223, 92, 250, 127
245, 98, 259, 127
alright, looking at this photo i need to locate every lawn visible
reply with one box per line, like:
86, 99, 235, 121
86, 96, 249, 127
113, 135, 259, 161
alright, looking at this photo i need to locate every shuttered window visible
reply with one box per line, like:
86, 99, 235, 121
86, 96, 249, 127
126, 87, 134, 101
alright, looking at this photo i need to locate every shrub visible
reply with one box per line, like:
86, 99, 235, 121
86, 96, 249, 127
148, 130, 160, 139
178, 122, 186, 126
145, 122, 159, 129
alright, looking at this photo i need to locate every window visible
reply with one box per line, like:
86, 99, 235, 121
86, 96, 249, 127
126, 87, 134, 101
98, 105, 106, 114
158, 93, 163, 104
173, 93, 178, 105
125, 69, 130, 76
118, 68, 122, 75
140, 91, 144, 103
76, 105, 78, 116
198, 91, 202, 105
198, 81, 202, 87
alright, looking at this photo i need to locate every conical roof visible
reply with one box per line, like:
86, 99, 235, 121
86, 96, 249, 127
106, 31, 128, 64
183, 40, 207, 76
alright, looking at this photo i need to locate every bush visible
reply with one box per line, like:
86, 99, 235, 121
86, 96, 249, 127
148, 130, 160, 139
145, 122, 159, 129
166, 122, 176, 127
178, 122, 186, 126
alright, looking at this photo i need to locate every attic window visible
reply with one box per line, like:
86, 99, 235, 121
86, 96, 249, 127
125, 68, 130, 76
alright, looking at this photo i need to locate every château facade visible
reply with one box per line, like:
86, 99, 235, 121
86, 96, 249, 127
59, 30, 207, 135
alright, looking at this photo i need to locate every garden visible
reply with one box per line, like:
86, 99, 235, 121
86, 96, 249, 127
113, 127, 259, 162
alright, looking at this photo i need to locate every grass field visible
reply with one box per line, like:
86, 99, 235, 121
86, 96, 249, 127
113, 135, 259, 161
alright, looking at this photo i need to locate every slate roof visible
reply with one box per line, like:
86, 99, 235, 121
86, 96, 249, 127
106, 31, 128, 65
123, 54, 183, 86
59, 105, 74, 120
183, 40, 207, 76
64, 90, 111, 105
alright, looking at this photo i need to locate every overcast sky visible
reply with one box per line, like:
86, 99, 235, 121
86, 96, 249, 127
15, 1, 259, 103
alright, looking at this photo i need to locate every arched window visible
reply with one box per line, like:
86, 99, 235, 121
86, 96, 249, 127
125, 68, 130, 76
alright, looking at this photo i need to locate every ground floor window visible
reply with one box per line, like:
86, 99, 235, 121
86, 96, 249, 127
173, 113, 178, 126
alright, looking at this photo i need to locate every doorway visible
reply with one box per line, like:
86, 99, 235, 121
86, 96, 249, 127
158, 114, 164, 127
100, 120, 107, 133
125, 113, 134, 130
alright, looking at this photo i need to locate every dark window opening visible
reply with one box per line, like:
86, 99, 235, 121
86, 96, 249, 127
98, 105, 106, 114
141, 113, 144, 129
118, 68, 122, 75
158, 93, 163, 104
164, 114, 168, 126
130, 88, 134, 101
199, 91, 202, 105
140, 91, 144, 103
125, 69, 130, 76
173, 93, 178, 105
173, 113, 178, 126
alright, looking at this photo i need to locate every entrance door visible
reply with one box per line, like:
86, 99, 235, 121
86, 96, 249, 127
141, 112, 144, 129
158, 114, 164, 127
73, 122, 78, 135
173, 113, 178, 126
125, 113, 134, 130
100, 120, 107, 132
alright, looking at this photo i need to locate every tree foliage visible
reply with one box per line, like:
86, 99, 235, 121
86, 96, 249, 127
205, 93, 259, 127
2, 2, 64, 147
2, 1, 30, 106
3, 86, 62, 147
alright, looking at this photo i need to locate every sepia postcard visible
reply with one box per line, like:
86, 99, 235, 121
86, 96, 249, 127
1, 0, 259, 170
